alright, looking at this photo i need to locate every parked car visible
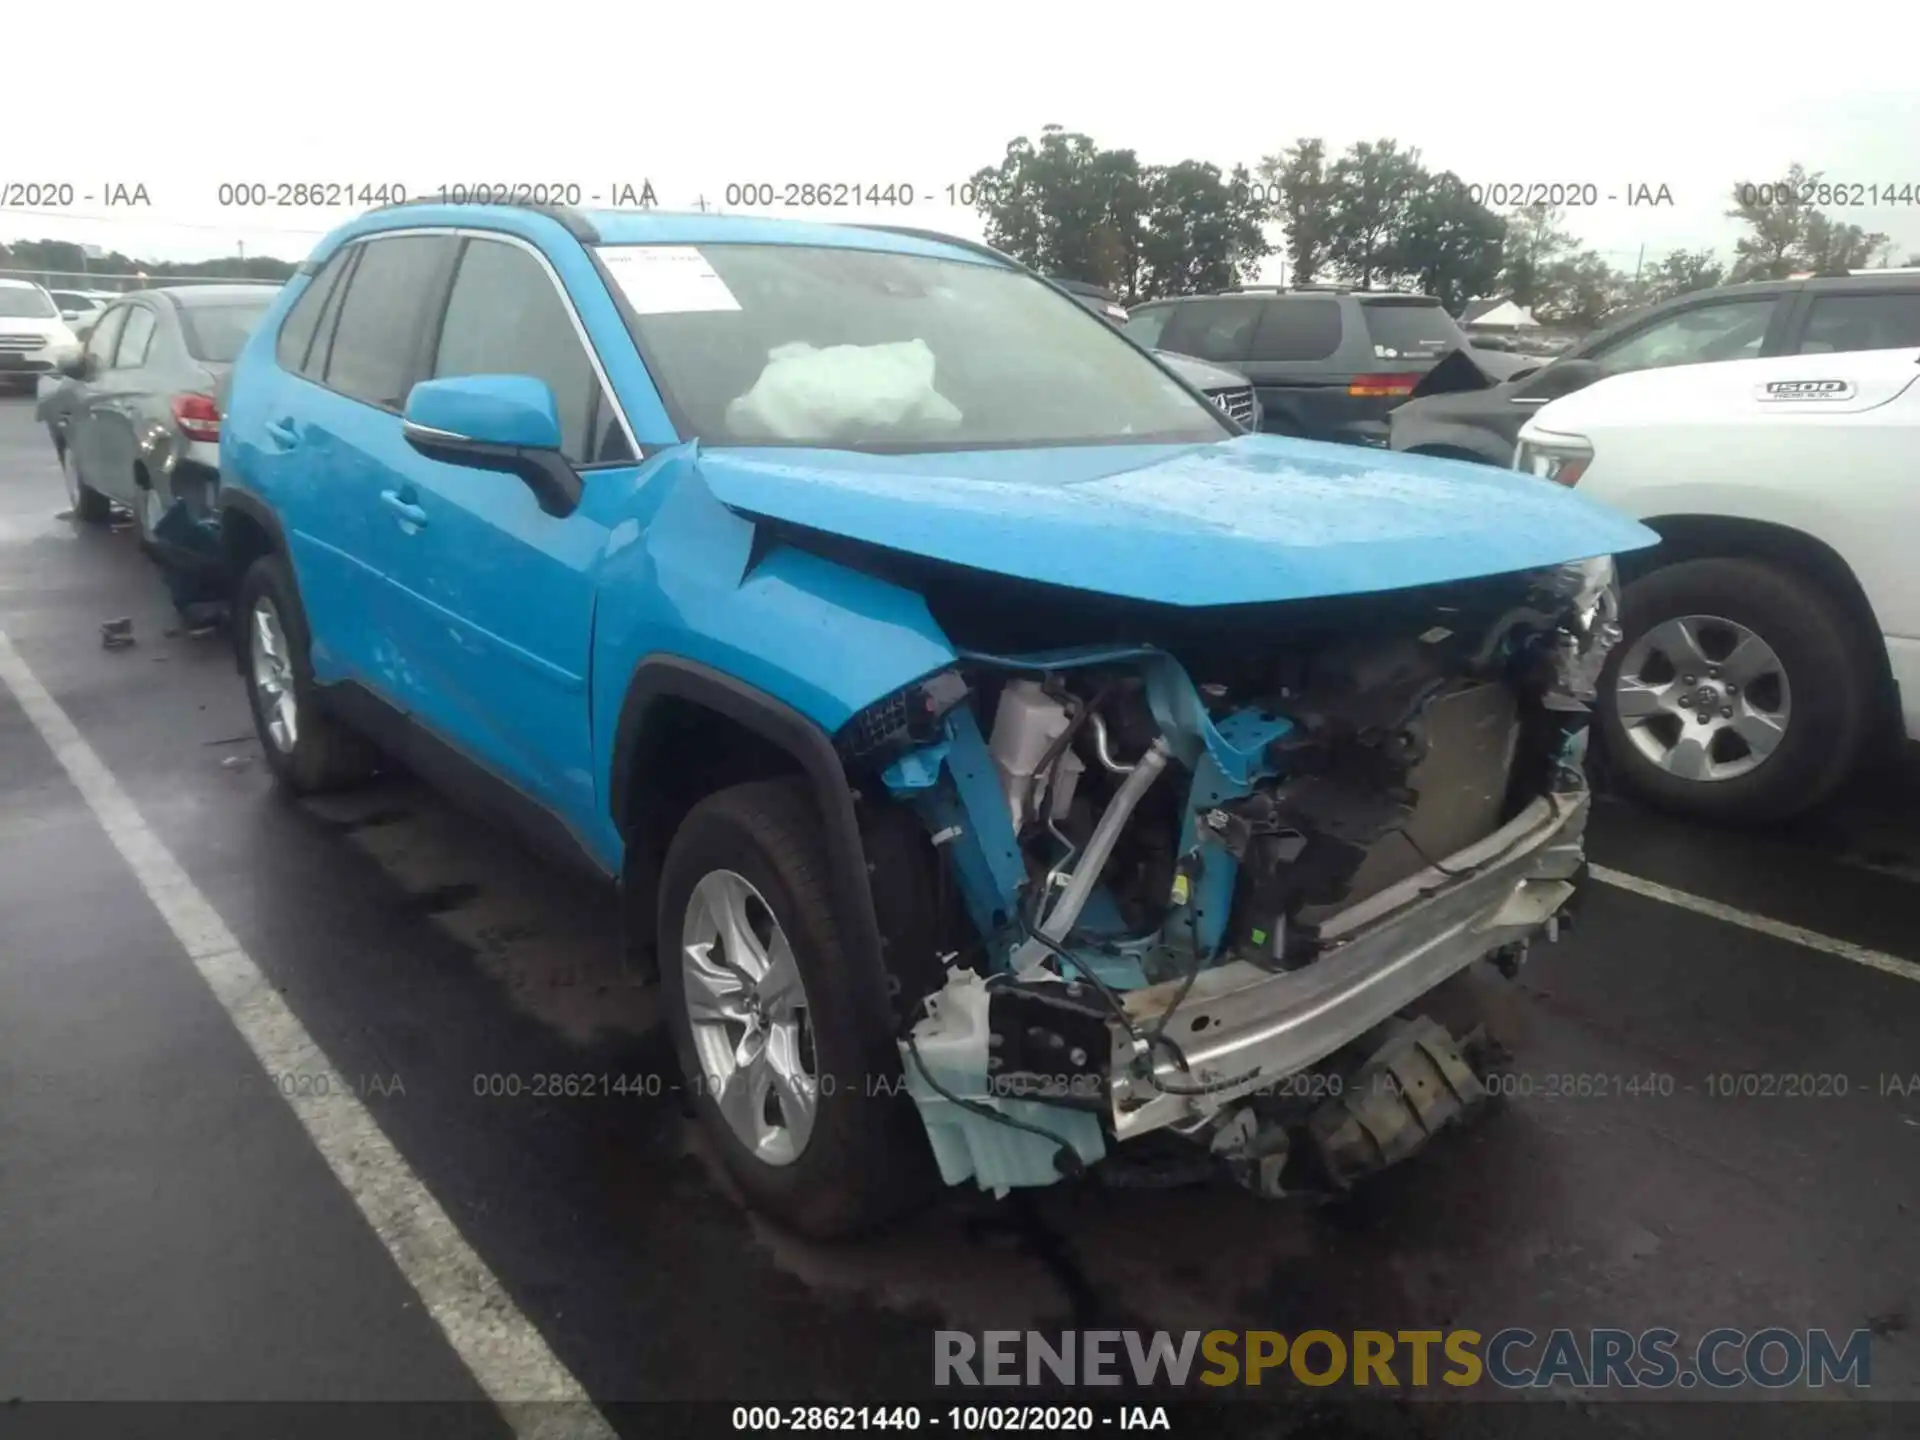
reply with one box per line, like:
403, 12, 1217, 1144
1394, 270, 1920, 467
36, 284, 280, 539
1053, 278, 1129, 325
1048, 277, 1262, 426
1517, 346, 1918, 822
49, 289, 109, 331
0, 280, 82, 393
1122, 286, 1528, 446
215, 202, 1652, 1236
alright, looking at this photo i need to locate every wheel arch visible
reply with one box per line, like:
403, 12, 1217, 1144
1627, 513, 1899, 735
609, 656, 894, 1048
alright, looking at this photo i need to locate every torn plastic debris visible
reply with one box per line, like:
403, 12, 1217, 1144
725, 339, 963, 442
900, 969, 1105, 1195
150, 497, 230, 615
1530, 555, 1622, 711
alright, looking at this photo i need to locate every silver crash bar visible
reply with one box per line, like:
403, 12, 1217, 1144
1108, 788, 1589, 1139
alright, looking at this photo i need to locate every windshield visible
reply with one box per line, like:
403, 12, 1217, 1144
600, 244, 1229, 450
1360, 300, 1465, 362
0, 287, 59, 319
178, 299, 272, 363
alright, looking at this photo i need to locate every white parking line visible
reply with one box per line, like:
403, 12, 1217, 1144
1590, 863, 1920, 986
0, 629, 616, 1440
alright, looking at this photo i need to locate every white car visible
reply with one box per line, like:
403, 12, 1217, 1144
1517, 347, 1918, 821
0, 279, 83, 394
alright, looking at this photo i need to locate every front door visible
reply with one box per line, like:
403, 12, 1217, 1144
373, 233, 638, 827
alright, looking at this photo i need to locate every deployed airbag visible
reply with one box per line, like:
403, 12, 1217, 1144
726, 339, 963, 442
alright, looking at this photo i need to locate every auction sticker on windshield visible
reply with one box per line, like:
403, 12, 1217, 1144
598, 245, 741, 314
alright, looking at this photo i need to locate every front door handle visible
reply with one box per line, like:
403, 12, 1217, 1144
265, 417, 300, 449
380, 489, 428, 528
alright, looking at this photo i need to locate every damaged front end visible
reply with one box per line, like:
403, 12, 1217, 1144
835, 557, 1622, 1200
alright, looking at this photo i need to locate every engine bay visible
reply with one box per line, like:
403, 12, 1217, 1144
832, 556, 1622, 1195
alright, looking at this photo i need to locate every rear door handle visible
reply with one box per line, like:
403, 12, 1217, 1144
380, 489, 428, 528
265, 417, 300, 449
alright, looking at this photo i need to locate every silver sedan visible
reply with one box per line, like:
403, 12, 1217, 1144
37, 284, 279, 548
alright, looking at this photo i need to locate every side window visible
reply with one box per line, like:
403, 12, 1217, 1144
1122, 306, 1173, 349
1247, 298, 1342, 362
276, 250, 352, 375
431, 237, 633, 464
1590, 299, 1776, 375
1799, 292, 1920, 354
1157, 299, 1263, 363
85, 307, 127, 365
114, 307, 156, 368
324, 235, 458, 409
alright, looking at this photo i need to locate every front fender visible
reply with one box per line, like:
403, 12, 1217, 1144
589, 451, 958, 767
1392, 415, 1513, 467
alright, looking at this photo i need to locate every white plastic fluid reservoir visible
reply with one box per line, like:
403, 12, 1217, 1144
899, 970, 1106, 1195
988, 681, 1082, 832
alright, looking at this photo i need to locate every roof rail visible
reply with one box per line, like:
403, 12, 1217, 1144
367, 196, 601, 244
853, 224, 1023, 269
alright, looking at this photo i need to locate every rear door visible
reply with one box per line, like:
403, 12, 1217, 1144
84, 300, 163, 506
260, 233, 460, 695
377, 232, 637, 821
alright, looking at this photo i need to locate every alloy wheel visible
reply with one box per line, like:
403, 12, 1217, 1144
680, 868, 818, 1166
1614, 613, 1791, 782
248, 597, 299, 754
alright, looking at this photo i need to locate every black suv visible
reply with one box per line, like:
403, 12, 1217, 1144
1122, 287, 1489, 446
1390, 270, 1920, 466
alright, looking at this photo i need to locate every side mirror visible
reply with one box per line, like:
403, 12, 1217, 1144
59, 353, 92, 380
1517, 358, 1603, 401
401, 374, 581, 516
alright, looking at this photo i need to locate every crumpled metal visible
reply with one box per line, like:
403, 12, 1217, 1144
1531, 556, 1623, 712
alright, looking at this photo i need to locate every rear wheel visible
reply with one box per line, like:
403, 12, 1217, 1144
1598, 558, 1870, 822
658, 779, 935, 1237
236, 554, 378, 795
60, 442, 111, 524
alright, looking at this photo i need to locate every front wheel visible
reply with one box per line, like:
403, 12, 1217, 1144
658, 779, 935, 1237
1598, 557, 1871, 823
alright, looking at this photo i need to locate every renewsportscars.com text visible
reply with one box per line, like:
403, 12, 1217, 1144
934, 1328, 1873, 1391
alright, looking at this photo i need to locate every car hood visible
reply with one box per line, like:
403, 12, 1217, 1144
694, 436, 1658, 607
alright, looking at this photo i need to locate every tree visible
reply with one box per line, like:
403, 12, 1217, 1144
1726, 162, 1818, 281
1323, 139, 1428, 289
1533, 250, 1630, 331
1137, 161, 1270, 297
967, 126, 1152, 297
1500, 204, 1578, 309
1391, 172, 1505, 311
1257, 138, 1336, 284
1796, 211, 1889, 273
0, 237, 295, 283
1641, 248, 1726, 304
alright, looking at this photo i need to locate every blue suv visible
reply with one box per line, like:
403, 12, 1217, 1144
219, 202, 1655, 1236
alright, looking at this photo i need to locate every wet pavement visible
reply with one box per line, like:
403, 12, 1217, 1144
1, 393, 1916, 1437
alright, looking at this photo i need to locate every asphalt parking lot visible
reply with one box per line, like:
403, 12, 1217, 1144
1, 391, 1916, 1438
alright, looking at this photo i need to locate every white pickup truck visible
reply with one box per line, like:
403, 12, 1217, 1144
1517, 346, 1919, 822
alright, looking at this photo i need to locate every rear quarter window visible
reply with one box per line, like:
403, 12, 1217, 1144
1157, 299, 1263, 363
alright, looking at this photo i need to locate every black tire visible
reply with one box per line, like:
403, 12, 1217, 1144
658, 778, 935, 1238
235, 554, 378, 795
1598, 557, 1871, 823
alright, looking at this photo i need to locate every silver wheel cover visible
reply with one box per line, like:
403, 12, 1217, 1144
1614, 613, 1791, 783
248, 597, 299, 754
680, 868, 818, 1166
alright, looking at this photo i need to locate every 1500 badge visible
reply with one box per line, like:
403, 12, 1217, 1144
1758, 379, 1855, 401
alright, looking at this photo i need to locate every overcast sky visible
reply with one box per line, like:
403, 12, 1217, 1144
8, 1, 1918, 279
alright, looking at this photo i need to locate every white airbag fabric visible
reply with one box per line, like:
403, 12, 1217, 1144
726, 339, 963, 440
